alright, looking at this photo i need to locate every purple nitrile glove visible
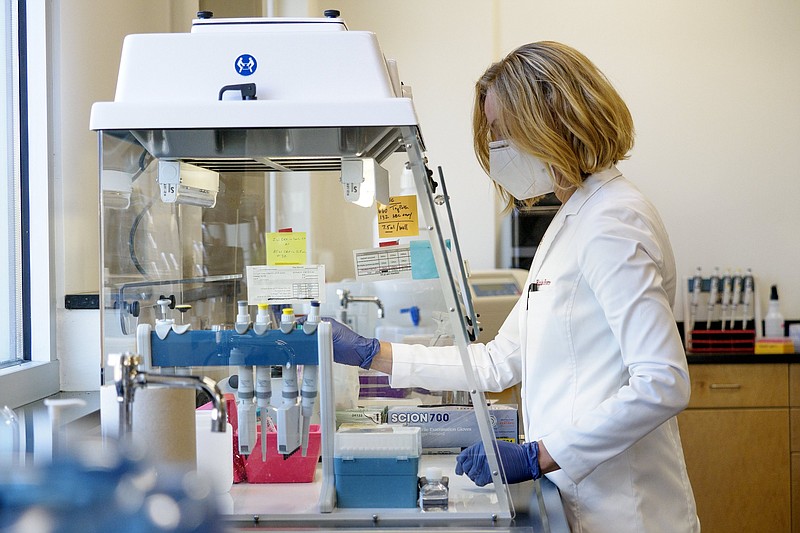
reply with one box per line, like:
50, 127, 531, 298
319, 317, 380, 370
455, 439, 541, 487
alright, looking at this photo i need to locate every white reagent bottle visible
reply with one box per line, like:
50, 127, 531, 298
764, 284, 785, 338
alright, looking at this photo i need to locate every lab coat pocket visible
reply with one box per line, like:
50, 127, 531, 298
523, 286, 558, 343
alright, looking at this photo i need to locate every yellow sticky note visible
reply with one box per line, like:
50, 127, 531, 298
266, 232, 307, 265
377, 195, 419, 238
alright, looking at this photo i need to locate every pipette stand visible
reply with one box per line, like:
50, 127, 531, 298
682, 275, 761, 354
135, 321, 336, 512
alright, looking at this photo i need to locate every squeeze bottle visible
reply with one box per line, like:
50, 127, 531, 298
764, 285, 785, 338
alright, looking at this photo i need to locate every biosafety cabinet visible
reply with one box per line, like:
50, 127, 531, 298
90, 13, 523, 528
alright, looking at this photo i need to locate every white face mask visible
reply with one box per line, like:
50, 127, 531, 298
488, 140, 554, 200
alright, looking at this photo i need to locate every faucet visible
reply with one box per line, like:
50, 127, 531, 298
336, 289, 385, 326
109, 352, 227, 438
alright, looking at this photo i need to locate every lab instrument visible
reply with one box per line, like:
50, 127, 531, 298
91, 11, 519, 528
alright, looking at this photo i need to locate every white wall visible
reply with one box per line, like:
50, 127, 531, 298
330, 0, 800, 320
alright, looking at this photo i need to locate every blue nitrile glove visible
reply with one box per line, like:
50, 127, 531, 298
321, 317, 381, 369
455, 439, 541, 487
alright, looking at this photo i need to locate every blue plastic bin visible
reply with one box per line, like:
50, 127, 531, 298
334, 456, 419, 508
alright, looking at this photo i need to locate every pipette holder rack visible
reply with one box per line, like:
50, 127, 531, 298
135, 322, 338, 512
682, 275, 761, 354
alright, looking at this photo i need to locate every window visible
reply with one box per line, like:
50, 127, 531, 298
1, 0, 22, 370
0, 1, 58, 408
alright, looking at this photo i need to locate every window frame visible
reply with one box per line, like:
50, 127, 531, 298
0, 0, 59, 409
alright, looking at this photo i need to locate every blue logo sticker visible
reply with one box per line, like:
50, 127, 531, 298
235, 54, 257, 76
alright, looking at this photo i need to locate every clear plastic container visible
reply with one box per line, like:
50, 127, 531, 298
419, 466, 449, 512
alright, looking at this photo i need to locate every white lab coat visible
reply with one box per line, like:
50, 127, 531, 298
390, 167, 700, 532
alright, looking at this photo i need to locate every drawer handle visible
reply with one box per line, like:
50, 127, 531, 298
709, 383, 742, 390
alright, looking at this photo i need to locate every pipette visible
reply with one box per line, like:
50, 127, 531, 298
729, 271, 742, 330
278, 361, 301, 457
253, 303, 271, 335
720, 270, 732, 331
741, 269, 754, 330
300, 365, 318, 457
254, 303, 273, 459
300, 301, 320, 456
706, 267, 719, 329
256, 367, 272, 459
235, 300, 251, 334
237, 362, 256, 455
689, 267, 702, 332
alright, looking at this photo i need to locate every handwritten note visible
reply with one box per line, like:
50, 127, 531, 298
266, 232, 306, 266
377, 195, 419, 238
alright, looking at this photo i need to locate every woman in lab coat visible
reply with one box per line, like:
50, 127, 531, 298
331, 41, 699, 533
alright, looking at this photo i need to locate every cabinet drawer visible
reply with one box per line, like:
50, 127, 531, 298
792, 408, 800, 453
791, 364, 800, 407
688, 364, 788, 408
794, 453, 800, 533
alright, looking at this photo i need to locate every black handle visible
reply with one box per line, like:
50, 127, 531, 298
218, 83, 257, 101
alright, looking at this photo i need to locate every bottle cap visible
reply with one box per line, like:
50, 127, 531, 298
770, 285, 779, 301
425, 466, 442, 481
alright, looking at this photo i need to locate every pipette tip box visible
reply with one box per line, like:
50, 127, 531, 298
334, 426, 421, 508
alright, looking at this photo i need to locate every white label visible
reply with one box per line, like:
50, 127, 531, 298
245, 265, 325, 305
353, 245, 412, 282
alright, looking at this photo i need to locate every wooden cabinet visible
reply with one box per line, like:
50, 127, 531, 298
791, 364, 800, 533
678, 364, 791, 532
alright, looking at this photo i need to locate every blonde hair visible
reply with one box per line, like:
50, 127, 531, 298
473, 41, 634, 210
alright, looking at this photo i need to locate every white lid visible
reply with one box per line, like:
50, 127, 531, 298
425, 466, 442, 481
334, 426, 421, 458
